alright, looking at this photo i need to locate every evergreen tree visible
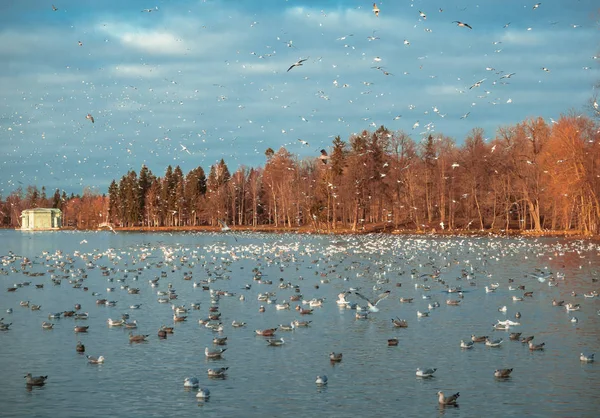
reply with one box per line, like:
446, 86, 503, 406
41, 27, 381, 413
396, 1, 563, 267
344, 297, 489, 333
108, 180, 119, 224
52, 189, 62, 209
138, 165, 152, 226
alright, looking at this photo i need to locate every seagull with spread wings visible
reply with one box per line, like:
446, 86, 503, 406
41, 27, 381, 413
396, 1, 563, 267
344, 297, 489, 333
218, 220, 238, 241
287, 58, 309, 72
453, 21, 473, 29
318, 149, 330, 164
469, 78, 486, 89
372, 3, 380, 17
354, 290, 391, 312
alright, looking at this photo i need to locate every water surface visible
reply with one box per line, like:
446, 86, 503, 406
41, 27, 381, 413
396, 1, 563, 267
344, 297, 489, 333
1, 230, 599, 417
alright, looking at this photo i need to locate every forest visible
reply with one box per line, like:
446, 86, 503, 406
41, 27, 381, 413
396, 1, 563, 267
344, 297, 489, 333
2, 114, 599, 235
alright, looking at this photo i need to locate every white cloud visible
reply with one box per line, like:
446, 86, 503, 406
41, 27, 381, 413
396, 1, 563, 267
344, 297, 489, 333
499, 30, 542, 46
120, 30, 187, 55
109, 64, 164, 78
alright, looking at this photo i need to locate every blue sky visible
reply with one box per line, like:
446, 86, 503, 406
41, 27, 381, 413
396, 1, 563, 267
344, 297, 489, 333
0, 0, 598, 195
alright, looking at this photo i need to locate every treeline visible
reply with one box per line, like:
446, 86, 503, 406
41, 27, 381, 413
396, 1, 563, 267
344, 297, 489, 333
2, 114, 599, 234
0, 186, 107, 229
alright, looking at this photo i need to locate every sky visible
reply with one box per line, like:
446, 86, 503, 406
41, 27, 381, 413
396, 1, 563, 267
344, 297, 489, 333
0, 0, 598, 195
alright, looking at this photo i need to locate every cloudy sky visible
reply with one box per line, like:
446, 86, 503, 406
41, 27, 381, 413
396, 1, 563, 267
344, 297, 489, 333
0, 0, 598, 195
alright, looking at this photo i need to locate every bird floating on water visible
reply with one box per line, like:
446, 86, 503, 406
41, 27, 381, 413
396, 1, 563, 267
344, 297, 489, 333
87, 355, 105, 364
184, 377, 199, 388
438, 391, 459, 406
460, 340, 474, 349
315, 375, 328, 385
196, 388, 210, 399
25, 374, 47, 386
494, 368, 513, 378
416, 368, 437, 378
329, 352, 343, 362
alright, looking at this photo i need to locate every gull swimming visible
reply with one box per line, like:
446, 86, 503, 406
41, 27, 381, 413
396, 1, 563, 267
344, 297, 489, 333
486, 338, 503, 347
207, 367, 228, 377
438, 391, 459, 406
184, 377, 199, 388
494, 368, 513, 378
416, 368, 437, 377
266, 338, 285, 346
25, 374, 48, 386
391, 317, 408, 327
196, 388, 210, 399
87, 355, 105, 364
315, 375, 328, 385
329, 352, 342, 362
580, 353, 594, 362
460, 340, 474, 349
205, 347, 226, 359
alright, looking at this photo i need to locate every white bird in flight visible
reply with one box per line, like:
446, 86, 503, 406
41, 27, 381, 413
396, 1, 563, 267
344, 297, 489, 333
469, 79, 486, 89
372, 3, 380, 17
287, 58, 309, 72
180, 144, 191, 155
354, 290, 391, 312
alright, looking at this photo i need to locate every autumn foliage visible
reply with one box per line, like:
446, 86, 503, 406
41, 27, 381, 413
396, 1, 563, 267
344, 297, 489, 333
2, 114, 599, 234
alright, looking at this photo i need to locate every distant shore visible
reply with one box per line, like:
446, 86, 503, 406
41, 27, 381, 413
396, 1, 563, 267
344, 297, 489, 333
78, 225, 598, 240
4, 225, 597, 239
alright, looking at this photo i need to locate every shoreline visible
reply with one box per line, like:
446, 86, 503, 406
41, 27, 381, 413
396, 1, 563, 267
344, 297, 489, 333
55, 225, 599, 240
3, 225, 597, 240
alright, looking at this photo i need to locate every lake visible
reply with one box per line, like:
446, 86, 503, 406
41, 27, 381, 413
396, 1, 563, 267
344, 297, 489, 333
1, 230, 599, 417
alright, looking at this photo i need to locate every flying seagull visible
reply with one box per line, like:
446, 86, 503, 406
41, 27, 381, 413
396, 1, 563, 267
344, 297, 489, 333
52, 4, 58, 11
453, 21, 472, 29
180, 144, 191, 155
218, 220, 238, 242
318, 149, 329, 164
86, 114, 94, 123
354, 290, 391, 312
533, 3, 541, 10
297, 139, 309, 146
419, 11, 427, 20
372, 3, 380, 17
469, 79, 486, 89
287, 58, 309, 72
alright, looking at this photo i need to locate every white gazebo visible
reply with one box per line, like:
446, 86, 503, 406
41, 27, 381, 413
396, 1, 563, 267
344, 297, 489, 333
21, 208, 62, 231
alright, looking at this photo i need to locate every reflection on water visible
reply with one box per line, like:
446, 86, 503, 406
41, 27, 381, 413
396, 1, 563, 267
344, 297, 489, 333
0, 230, 599, 417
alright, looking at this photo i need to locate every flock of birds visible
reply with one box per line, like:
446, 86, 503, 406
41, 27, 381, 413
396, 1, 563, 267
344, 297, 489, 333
8, 1, 594, 194
1, 232, 599, 410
